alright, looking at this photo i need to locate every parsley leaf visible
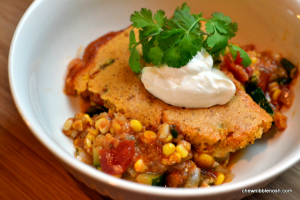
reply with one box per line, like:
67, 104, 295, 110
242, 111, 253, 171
129, 3, 251, 72
229, 44, 251, 67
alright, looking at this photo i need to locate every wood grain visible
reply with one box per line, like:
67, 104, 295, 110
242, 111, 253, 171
0, 0, 299, 199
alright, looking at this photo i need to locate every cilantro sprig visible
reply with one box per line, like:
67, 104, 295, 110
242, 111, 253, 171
129, 3, 251, 73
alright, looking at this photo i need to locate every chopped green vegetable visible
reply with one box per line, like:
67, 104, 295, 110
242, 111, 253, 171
245, 75, 259, 93
152, 172, 166, 186
170, 125, 178, 138
76, 148, 79, 156
280, 58, 297, 79
135, 172, 166, 186
129, 3, 251, 72
249, 88, 274, 115
93, 147, 101, 167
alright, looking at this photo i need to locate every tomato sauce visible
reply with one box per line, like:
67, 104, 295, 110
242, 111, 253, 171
99, 140, 135, 175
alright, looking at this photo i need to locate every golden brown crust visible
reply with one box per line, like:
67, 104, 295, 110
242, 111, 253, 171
65, 27, 273, 157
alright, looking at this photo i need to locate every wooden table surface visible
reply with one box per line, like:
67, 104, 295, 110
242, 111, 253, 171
1, 0, 300, 199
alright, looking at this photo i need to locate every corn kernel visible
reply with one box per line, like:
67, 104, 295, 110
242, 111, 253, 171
178, 140, 191, 151
163, 143, 176, 156
272, 89, 281, 101
86, 133, 95, 142
84, 138, 92, 148
112, 121, 121, 132
70, 130, 79, 139
158, 124, 170, 140
84, 114, 93, 125
134, 159, 148, 172
268, 82, 279, 93
130, 120, 143, 132
63, 118, 73, 131
169, 152, 181, 164
175, 144, 189, 158
141, 131, 157, 143
214, 172, 225, 185
72, 120, 83, 131
88, 128, 99, 136
194, 153, 215, 169
74, 138, 79, 145
166, 135, 173, 142
96, 118, 111, 134
251, 57, 258, 64
110, 127, 115, 135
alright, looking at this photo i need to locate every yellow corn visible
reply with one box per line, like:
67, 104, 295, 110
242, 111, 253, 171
141, 131, 157, 143
130, 120, 143, 133
272, 89, 281, 101
163, 143, 176, 156
63, 118, 73, 131
112, 121, 121, 132
70, 130, 79, 139
88, 128, 99, 136
158, 124, 170, 140
175, 144, 189, 158
74, 138, 79, 145
178, 140, 191, 151
268, 82, 279, 93
86, 133, 95, 142
84, 114, 93, 125
110, 127, 115, 135
72, 120, 83, 131
84, 138, 92, 148
194, 153, 215, 169
251, 57, 258, 64
96, 118, 111, 134
169, 152, 181, 164
214, 172, 225, 185
134, 159, 148, 172
166, 135, 173, 142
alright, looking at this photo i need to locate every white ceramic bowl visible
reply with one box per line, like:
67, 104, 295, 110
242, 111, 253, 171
9, 0, 300, 199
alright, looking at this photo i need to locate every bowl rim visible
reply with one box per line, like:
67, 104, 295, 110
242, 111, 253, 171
8, 0, 300, 197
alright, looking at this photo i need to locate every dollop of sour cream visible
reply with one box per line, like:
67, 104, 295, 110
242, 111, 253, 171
141, 49, 236, 108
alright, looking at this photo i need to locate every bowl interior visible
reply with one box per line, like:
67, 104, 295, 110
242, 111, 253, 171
9, 0, 300, 197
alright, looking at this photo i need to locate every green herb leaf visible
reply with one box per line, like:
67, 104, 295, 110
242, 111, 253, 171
129, 46, 141, 73
229, 44, 251, 67
170, 125, 178, 138
129, 3, 251, 72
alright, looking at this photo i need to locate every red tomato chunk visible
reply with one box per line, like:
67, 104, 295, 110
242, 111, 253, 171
99, 140, 135, 175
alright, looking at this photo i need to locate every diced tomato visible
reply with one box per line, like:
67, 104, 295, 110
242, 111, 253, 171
234, 52, 243, 66
259, 70, 271, 93
242, 44, 255, 52
99, 140, 135, 175
244, 66, 253, 77
279, 87, 295, 107
223, 54, 249, 83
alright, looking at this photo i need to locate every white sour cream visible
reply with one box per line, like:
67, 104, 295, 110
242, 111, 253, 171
141, 49, 236, 108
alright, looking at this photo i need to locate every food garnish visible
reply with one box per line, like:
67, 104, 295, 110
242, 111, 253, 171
129, 3, 251, 73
